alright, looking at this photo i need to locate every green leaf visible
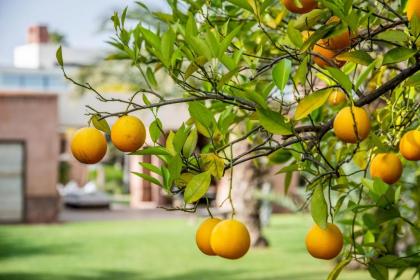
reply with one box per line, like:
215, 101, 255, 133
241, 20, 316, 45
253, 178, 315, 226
294, 9, 329, 31
149, 119, 162, 143
218, 25, 242, 57
161, 167, 170, 190
226, 0, 253, 11
184, 171, 211, 203
284, 171, 293, 195
336, 50, 373, 66
56, 46, 63, 67
268, 149, 292, 163
182, 128, 198, 158
355, 59, 378, 90
139, 26, 161, 50
166, 131, 176, 155
257, 108, 291, 135
132, 172, 162, 187
186, 14, 198, 37
161, 28, 176, 66
188, 102, 215, 129
405, 70, 420, 87
185, 56, 207, 80
139, 162, 162, 176
287, 21, 303, 48
375, 30, 409, 44
172, 124, 189, 153
368, 263, 389, 280
201, 153, 225, 179
272, 59, 292, 92
383, 47, 417, 65
294, 89, 330, 120
293, 56, 309, 85
327, 257, 352, 280
168, 154, 183, 183
326, 67, 352, 92
131, 146, 172, 156
91, 114, 110, 134
311, 186, 328, 229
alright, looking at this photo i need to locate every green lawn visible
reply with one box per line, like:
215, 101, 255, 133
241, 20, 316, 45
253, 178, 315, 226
0, 215, 412, 280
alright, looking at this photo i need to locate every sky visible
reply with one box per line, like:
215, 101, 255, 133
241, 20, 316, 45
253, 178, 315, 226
0, 0, 165, 65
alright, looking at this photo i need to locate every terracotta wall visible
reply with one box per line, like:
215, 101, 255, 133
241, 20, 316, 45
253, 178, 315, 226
0, 91, 59, 222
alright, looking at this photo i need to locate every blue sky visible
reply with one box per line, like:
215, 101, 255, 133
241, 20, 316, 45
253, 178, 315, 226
0, 0, 165, 65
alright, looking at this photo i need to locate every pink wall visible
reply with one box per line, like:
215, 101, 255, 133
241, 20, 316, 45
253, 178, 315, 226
0, 91, 59, 222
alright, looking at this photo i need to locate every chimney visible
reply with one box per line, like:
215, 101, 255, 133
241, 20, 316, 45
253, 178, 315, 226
27, 25, 49, 44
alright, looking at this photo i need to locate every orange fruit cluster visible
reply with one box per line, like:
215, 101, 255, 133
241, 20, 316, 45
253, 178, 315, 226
70, 115, 146, 164
196, 218, 251, 260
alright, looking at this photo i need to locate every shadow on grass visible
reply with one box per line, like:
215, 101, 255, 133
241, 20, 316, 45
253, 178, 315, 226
0, 233, 78, 260
0, 269, 326, 280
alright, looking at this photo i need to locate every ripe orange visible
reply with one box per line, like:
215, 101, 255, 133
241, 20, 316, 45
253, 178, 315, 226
71, 127, 107, 164
323, 16, 352, 50
210, 219, 251, 260
370, 153, 402, 184
328, 91, 347, 106
305, 223, 343, 260
333, 106, 371, 143
312, 42, 345, 68
282, 0, 318, 14
111, 115, 146, 152
196, 218, 222, 256
407, 0, 420, 21
399, 130, 420, 161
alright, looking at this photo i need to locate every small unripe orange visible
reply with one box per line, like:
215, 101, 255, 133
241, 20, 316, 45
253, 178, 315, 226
370, 153, 403, 184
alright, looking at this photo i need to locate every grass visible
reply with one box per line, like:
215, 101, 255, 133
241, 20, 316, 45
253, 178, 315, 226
0, 214, 413, 280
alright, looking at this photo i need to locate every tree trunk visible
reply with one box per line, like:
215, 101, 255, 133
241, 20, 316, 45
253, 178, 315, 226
217, 142, 270, 248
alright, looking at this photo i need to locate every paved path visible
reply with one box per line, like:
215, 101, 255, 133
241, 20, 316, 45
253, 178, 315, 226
59, 204, 191, 222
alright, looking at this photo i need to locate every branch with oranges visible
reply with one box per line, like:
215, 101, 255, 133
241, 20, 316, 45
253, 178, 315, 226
59, 0, 420, 277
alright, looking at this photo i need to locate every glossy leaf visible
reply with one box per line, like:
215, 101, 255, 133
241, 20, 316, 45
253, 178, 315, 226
294, 89, 330, 120
311, 186, 328, 229
184, 171, 211, 203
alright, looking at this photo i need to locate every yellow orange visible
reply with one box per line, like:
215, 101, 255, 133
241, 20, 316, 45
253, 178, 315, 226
399, 130, 420, 161
333, 106, 371, 143
370, 153, 403, 184
305, 223, 343, 260
210, 219, 251, 260
328, 91, 347, 106
282, 0, 318, 14
195, 218, 222, 256
111, 115, 146, 152
407, 0, 420, 21
71, 127, 107, 164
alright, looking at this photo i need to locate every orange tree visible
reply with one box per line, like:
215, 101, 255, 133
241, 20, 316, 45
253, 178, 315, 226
58, 0, 420, 278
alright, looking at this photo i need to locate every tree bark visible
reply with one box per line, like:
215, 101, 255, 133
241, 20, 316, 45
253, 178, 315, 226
217, 141, 270, 248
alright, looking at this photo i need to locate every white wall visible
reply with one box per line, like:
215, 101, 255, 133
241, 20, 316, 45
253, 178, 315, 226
14, 43, 100, 69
